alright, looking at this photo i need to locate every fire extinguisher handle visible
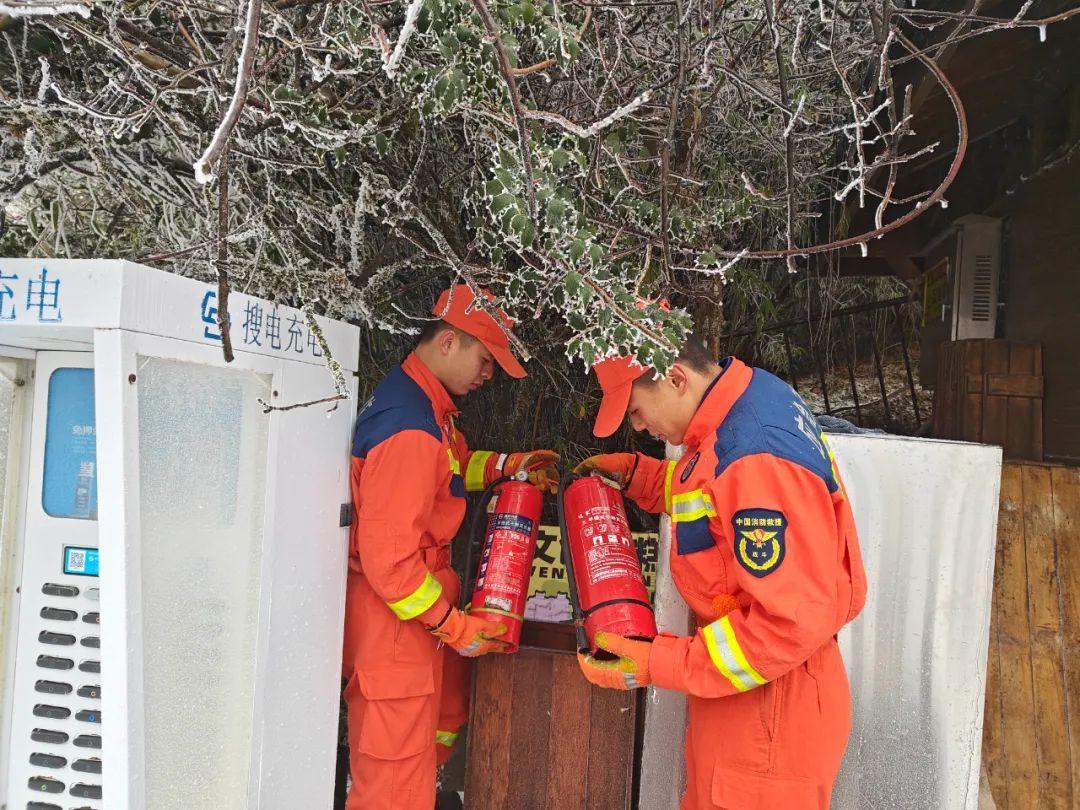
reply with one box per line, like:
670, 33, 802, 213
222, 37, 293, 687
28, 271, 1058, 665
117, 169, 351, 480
462, 475, 513, 610
557, 473, 591, 654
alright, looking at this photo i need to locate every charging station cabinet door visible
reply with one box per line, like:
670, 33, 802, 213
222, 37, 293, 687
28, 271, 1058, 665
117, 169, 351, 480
95, 331, 351, 810
5, 352, 103, 810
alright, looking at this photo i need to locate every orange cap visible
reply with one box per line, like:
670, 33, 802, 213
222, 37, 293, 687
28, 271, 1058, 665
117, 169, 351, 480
591, 355, 648, 437
433, 285, 527, 379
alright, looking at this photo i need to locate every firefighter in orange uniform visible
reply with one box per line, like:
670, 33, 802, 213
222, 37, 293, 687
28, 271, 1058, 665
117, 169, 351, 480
575, 338, 867, 810
342, 285, 558, 810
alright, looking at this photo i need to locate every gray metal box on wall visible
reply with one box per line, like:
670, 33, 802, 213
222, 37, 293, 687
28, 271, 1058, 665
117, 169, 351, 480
919, 215, 1002, 385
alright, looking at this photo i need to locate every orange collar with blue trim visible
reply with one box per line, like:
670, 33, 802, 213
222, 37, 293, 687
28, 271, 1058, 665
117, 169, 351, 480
402, 352, 459, 423
680, 357, 753, 449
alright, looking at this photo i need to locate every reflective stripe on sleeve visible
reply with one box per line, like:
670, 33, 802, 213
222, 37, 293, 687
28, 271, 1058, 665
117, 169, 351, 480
670, 489, 717, 523
663, 461, 677, 513
465, 451, 494, 491
387, 571, 444, 620
701, 614, 767, 692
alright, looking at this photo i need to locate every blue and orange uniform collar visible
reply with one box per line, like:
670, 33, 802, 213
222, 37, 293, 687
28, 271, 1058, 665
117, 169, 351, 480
402, 352, 459, 423
681, 357, 753, 449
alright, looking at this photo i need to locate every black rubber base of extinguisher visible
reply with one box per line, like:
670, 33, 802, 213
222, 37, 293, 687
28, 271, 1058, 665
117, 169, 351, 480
557, 472, 591, 654
461, 475, 512, 610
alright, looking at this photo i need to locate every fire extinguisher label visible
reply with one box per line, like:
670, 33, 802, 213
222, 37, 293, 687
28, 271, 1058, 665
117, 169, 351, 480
474, 512, 537, 611
488, 512, 535, 536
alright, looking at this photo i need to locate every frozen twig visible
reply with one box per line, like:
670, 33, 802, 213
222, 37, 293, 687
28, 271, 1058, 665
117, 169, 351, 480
0, 1, 90, 17
192, 0, 263, 184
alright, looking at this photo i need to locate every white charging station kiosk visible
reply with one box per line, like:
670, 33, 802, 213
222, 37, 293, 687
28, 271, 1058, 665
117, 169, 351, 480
0, 259, 359, 810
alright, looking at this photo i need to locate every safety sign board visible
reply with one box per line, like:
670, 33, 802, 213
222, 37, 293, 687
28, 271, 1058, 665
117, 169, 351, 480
525, 525, 658, 623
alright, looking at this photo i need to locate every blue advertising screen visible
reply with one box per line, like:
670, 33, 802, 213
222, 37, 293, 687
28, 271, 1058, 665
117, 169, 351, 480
42, 368, 97, 520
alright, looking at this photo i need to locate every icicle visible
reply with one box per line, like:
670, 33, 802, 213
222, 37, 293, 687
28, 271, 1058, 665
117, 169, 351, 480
940, 199, 949, 209
1039, 25, 1047, 42
859, 242, 868, 257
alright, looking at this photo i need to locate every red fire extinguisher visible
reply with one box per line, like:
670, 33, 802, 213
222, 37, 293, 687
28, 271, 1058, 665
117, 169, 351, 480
558, 473, 658, 653
461, 474, 542, 653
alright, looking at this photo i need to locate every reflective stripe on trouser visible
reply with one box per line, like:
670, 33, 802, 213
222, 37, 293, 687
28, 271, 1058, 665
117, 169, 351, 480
680, 638, 852, 810
343, 567, 470, 810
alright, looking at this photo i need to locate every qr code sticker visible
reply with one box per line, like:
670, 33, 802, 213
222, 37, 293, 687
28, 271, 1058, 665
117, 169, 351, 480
68, 550, 85, 572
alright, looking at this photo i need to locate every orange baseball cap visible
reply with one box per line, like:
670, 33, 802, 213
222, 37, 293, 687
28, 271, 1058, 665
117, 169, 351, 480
591, 355, 648, 437
433, 284, 527, 379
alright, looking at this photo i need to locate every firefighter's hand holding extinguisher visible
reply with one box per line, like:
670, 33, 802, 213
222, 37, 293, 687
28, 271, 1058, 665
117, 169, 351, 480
422, 602, 508, 657
573, 454, 638, 488
561, 463, 660, 687
577, 632, 654, 690
501, 450, 560, 493
570, 454, 657, 689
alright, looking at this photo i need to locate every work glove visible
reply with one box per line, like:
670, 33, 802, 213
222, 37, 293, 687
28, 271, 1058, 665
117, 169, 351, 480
573, 453, 638, 488
576, 631, 652, 690
425, 604, 508, 657
503, 450, 560, 494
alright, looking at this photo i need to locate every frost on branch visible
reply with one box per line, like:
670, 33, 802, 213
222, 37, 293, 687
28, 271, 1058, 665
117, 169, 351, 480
1, 0, 1076, 374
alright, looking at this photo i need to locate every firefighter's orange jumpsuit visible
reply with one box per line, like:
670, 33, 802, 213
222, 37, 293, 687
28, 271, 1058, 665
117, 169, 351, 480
625, 358, 867, 809
342, 352, 510, 810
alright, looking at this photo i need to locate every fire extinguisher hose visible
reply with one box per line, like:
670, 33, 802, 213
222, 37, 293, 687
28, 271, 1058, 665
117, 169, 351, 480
461, 475, 512, 610
557, 472, 591, 654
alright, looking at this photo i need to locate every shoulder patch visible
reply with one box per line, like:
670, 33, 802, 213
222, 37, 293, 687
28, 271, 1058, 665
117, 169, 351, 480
732, 508, 786, 578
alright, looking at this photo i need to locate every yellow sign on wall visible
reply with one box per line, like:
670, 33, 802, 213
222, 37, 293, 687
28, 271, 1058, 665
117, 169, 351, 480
525, 525, 659, 623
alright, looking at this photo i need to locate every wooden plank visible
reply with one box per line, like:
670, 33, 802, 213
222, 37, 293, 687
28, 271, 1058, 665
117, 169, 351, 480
1032, 344, 1044, 461
1007, 342, 1037, 376
986, 374, 1044, 398
963, 342, 984, 443
985, 341, 1012, 374
1006, 393, 1036, 460
1022, 465, 1060, 639
1005, 344, 1041, 460
585, 684, 636, 809
1000, 641, 1039, 809
981, 634, 1007, 807
1063, 647, 1080, 810
505, 651, 554, 809
520, 622, 577, 653
1032, 647, 1072, 808
1051, 464, 1080, 807
1052, 466, 1080, 647
465, 654, 516, 809
546, 654, 594, 810
982, 342, 1011, 448
984, 395, 1009, 450
997, 464, 1030, 644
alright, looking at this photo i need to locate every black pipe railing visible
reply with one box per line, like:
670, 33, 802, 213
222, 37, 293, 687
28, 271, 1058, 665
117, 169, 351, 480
722, 295, 925, 433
